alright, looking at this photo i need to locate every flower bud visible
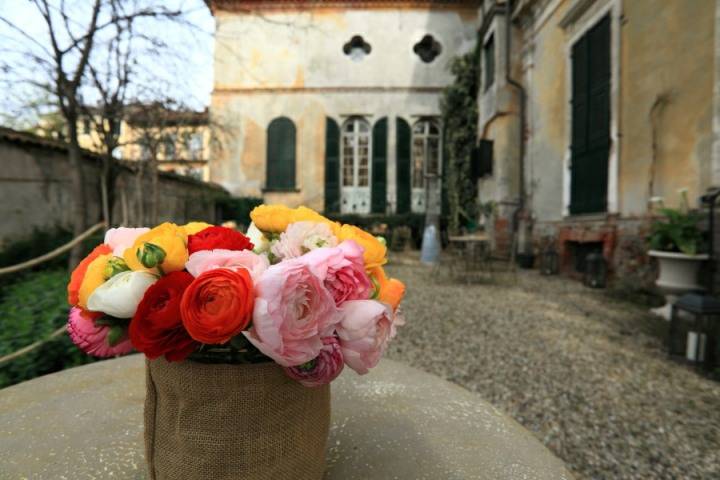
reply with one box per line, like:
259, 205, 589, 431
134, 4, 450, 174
136, 242, 166, 268
103, 256, 130, 280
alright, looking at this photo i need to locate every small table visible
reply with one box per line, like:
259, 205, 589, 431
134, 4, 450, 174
0, 355, 572, 479
445, 233, 492, 281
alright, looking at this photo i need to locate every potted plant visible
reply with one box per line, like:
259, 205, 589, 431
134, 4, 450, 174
66, 206, 406, 480
647, 190, 708, 318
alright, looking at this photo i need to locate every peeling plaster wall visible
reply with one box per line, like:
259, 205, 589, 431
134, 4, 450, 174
210, 6, 479, 208
520, 0, 714, 223
619, 0, 714, 214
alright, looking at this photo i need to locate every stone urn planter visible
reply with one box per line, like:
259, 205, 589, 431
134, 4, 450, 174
648, 250, 709, 319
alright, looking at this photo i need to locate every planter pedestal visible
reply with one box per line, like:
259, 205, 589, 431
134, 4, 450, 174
648, 250, 708, 320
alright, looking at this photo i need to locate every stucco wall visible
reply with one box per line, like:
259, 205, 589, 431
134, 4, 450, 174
619, 0, 714, 215
0, 134, 227, 249
521, 0, 714, 223
210, 5, 479, 208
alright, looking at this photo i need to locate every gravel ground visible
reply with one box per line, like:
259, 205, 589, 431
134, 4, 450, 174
384, 258, 720, 480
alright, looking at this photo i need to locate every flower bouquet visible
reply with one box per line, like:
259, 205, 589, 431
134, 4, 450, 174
66, 205, 405, 480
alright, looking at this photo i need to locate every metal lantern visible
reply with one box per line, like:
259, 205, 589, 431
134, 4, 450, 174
540, 245, 560, 275
583, 252, 607, 288
669, 293, 720, 369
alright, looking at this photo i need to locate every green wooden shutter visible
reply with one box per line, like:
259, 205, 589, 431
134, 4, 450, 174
266, 117, 296, 190
569, 15, 610, 214
324, 117, 340, 213
396, 117, 411, 214
371, 117, 388, 213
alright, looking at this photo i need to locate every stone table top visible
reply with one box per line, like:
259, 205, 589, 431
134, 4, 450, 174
0, 355, 573, 479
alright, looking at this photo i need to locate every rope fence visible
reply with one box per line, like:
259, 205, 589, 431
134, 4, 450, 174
0, 222, 106, 276
0, 222, 106, 367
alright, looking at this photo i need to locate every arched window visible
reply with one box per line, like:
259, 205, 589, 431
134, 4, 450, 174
266, 117, 296, 190
340, 117, 372, 213
411, 119, 441, 212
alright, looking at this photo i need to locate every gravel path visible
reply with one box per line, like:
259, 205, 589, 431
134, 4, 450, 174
385, 259, 720, 480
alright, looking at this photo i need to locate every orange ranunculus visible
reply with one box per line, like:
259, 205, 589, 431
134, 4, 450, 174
77, 253, 112, 309
180, 268, 255, 344
338, 224, 387, 270
123, 222, 188, 274
370, 266, 406, 311
68, 244, 112, 306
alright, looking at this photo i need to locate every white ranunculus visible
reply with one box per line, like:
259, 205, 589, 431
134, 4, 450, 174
87, 271, 157, 318
246, 222, 270, 253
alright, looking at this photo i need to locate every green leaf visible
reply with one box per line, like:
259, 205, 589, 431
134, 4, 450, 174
107, 325, 125, 347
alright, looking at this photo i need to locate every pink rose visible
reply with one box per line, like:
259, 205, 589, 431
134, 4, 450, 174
299, 240, 372, 305
244, 259, 338, 367
104, 227, 150, 257
185, 249, 269, 282
67, 307, 134, 357
336, 300, 396, 375
283, 336, 344, 387
271, 221, 338, 260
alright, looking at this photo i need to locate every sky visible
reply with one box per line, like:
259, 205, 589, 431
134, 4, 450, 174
0, 0, 215, 125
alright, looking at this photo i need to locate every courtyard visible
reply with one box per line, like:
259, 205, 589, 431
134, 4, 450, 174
385, 259, 720, 480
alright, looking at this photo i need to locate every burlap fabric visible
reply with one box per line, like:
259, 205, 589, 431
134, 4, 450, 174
144, 357, 330, 480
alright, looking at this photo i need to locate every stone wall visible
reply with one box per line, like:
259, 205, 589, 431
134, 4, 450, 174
0, 128, 228, 249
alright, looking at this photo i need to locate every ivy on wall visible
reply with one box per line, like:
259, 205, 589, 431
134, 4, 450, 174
441, 40, 480, 234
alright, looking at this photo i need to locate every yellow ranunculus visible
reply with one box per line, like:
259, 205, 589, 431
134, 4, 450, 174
250, 204, 340, 234
123, 222, 188, 274
293, 206, 341, 236
338, 224, 387, 270
182, 221, 212, 236
249, 204, 295, 232
78, 253, 112, 309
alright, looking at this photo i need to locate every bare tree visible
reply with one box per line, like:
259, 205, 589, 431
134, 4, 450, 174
0, 0, 192, 267
123, 101, 214, 225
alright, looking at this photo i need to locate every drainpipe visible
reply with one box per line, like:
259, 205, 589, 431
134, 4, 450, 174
504, 0, 528, 252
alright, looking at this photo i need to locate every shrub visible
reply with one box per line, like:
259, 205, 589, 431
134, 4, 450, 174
0, 269, 100, 389
217, 197, 264, 229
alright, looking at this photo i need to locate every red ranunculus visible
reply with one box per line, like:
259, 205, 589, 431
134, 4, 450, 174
180, 268, 254, 344
187, 226, 254, 254
129, 271, 198, 361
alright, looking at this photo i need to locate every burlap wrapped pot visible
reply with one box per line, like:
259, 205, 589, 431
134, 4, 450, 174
144, 357, 331, 480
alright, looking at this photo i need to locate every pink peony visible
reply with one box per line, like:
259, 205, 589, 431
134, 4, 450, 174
283, 336, 344, 387
185, 249, 269, 282
335, 300, 396, 375
271, 221, 338, 260
104, 227, 150, 257
299, 240, 372, 305
67, 307, 134, 357
244, 259, 339, 367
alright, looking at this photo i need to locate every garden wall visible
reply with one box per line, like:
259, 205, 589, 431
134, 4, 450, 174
0, 127, 228, 249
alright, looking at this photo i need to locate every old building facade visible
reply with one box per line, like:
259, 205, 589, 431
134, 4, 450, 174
208, 0, 481, 214
478, 0, 718, 279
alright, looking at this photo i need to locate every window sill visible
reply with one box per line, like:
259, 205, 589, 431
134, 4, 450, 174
562, 211, 609, 222
262, 187, 301, 194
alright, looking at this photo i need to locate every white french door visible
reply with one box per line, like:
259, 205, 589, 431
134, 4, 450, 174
411, 119, 441, 213
340, 117, 372, 214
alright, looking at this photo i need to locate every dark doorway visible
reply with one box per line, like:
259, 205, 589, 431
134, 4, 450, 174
569, 14, 611, 215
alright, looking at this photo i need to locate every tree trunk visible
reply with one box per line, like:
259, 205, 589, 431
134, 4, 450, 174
135, 163, 145, 226
151, 157, 159, 225
66, 113, 88, 269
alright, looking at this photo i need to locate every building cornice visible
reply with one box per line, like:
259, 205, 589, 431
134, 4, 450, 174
206, 0, 482, 14
212, 85, 445, 94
